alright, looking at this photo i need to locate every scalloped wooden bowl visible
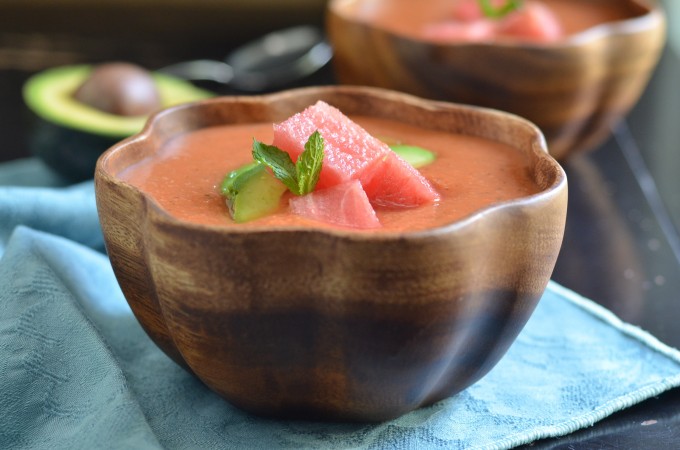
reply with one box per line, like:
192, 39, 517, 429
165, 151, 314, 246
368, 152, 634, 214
327, 0, 666, 160
94, 86, 567, 422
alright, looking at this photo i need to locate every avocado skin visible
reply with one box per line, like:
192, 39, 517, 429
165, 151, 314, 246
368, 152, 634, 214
23, 65, 214, 181
27, 113, 120, 181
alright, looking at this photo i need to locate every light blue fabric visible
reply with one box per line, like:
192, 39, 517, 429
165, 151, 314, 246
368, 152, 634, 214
2, 178, 680, 450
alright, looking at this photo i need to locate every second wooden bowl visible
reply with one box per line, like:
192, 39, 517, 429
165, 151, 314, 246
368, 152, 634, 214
327, 0, 666, 160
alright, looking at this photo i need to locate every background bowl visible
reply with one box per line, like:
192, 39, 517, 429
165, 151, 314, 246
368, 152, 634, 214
95, 86, 567, 422
326, 0, 666, 160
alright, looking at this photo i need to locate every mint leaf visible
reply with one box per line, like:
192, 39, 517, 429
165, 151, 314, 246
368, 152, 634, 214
251, 131, 324, 196
252, 139, 299, 194
296, 130, 324, 195
479, 0, 522, 19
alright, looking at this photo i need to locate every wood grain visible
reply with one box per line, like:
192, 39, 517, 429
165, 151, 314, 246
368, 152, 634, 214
95, 86, 567, 421
327, 0, 666, 160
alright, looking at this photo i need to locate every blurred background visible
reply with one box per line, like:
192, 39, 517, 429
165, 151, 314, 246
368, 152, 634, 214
0, 0, 328, 163
0, 0, 676, 166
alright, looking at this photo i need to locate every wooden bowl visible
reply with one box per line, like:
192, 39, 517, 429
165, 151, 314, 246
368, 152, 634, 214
326, 0, 666, 160
94, 86, 567, 422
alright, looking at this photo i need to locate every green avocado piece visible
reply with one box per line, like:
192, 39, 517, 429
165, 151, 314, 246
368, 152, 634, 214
220, 163, 288, 223
22, 64, 214, 181
390, 144, 436, 168
23, 64, 214, 138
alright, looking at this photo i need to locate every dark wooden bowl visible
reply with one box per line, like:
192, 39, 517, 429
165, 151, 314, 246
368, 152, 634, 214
327, 0, 666, 160
94, 86, 567, 422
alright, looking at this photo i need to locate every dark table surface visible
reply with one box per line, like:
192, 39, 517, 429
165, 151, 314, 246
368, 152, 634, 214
523, 41, 680, 448
1, 7, 680, 449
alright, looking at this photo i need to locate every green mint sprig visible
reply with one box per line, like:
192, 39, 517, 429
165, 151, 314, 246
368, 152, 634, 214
479, 0, 523, 19
252, 130, 324, 196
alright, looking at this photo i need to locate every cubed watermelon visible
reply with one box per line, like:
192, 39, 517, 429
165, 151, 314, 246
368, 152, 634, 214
273, 101, 439, 207
361, 151, 440, 208
422, 21, 495, 42
423, 0, 563, 44
289, 180, 381, 229
451, 0, 487, 21
497, 2, 563, 42
273, 100, 391, 189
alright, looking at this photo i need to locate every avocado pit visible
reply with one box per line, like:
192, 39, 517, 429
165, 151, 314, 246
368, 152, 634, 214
73, 62, 162, 116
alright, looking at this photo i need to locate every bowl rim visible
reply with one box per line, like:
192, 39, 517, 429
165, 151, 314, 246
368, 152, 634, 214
326, 0, 667, 50
95, 85, 567, 241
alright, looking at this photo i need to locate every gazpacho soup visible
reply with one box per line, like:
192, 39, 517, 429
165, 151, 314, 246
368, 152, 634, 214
338, 0, 647, 43
120, 101, 541, 232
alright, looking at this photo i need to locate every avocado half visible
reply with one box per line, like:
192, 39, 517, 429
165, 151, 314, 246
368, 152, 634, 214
23, 64, 214, 181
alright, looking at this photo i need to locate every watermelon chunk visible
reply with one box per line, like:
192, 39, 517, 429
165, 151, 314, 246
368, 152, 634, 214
273, 100, 391, 190
496, 2, 563, 42
422, 21, 495, 43
273, 100, 439, 207
451, 0, 492, 22
361, 152, 440, 208
423, 0, 563, 44
289, 180, 381, 229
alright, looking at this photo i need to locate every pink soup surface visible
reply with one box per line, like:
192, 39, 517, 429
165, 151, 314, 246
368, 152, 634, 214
120, 116, 541, 232
340, 0, 643, 41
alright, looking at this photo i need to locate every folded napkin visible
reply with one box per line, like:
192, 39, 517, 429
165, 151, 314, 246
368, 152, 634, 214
2, 176, 680, 450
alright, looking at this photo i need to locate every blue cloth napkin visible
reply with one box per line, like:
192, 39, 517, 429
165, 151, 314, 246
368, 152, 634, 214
2, 176, 680, 450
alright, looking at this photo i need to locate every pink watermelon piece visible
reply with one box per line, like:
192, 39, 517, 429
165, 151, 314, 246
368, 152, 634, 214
361, 152, 440, 208
451, 0, 490, 22
497, 2, 563, 42
273, 100, 391, 190
424, 0, 563, 44
273, 100, 439, 207
422, 21, 495, 42
289, 180, 381, 229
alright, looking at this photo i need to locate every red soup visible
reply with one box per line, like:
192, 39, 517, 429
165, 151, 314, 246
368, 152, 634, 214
120, 115, 541, 232
339, 0, 645, 43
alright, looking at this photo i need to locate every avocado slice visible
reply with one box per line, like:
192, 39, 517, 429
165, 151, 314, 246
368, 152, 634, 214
389, 144, 436, 168
220, 163, 288, 223
22, 64, 214, 180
